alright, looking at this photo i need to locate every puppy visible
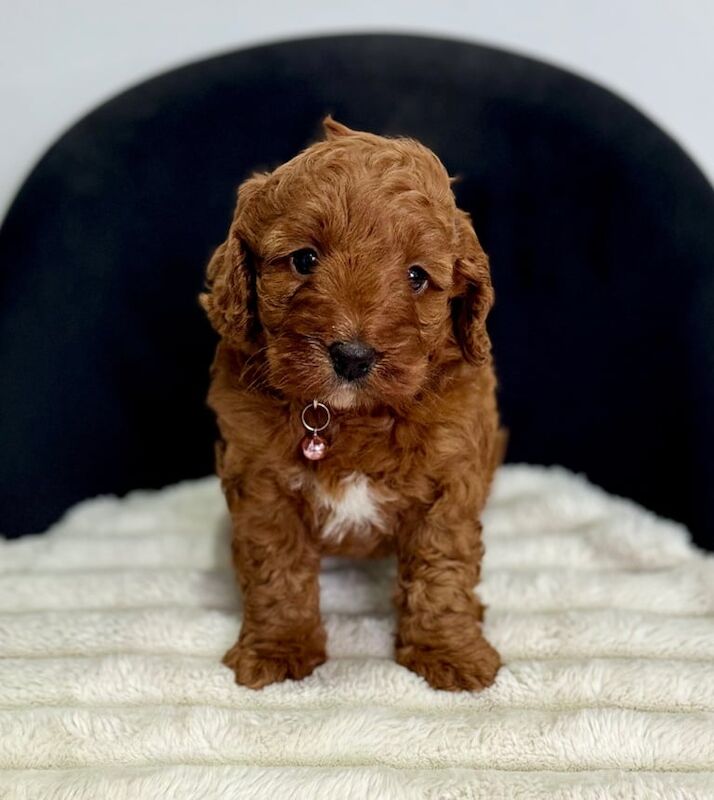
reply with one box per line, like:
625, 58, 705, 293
201, 117, 502, 691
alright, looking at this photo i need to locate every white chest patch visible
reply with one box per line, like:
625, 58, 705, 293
316, 472, 382, 543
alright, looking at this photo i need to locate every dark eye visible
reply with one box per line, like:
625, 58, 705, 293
290, 248, 319, 276
407, 265, 429, 294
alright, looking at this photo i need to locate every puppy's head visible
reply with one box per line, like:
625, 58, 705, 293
201, 117, 493, 411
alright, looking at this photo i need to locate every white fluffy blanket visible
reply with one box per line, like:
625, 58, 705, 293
1, 465, 713, 799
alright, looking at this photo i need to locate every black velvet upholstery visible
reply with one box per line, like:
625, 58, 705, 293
1, 33, 713, 546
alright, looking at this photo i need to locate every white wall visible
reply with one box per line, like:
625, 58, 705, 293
2, 0, 713, 219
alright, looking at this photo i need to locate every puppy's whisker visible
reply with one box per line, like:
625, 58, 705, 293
239, 345, 272, 394
240, 344, 270, 373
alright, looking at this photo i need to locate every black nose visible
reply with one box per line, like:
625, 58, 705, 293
329, 340, 377, 382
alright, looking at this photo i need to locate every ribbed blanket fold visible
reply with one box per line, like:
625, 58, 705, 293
1, 465, 712, 799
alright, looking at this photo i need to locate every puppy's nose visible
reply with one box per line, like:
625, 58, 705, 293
329, 340, 377, 382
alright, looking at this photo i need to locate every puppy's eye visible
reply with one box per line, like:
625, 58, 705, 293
290, 248, 319, 276
407, 265, 430, 294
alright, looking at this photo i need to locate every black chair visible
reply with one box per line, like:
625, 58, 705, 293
1, 33, 713, 547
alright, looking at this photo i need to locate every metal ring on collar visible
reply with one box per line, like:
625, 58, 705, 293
301, 399, 331, 434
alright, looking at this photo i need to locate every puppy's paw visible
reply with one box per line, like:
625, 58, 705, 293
396, 636, 501, 692
222, 640, 326, 689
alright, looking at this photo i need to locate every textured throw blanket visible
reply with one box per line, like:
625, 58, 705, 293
0, 465, 713, 799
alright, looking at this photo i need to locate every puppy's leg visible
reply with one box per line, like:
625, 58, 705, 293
394, 496, 500, 692
222, 481, 325, 689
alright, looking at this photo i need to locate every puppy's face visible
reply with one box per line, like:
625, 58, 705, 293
202, 119, 493, 412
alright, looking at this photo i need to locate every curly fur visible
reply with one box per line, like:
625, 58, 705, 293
201, 117, 503, 691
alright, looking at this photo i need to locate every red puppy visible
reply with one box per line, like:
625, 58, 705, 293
201, 118, 502, 691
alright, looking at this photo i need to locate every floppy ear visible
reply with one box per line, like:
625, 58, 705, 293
451, 210, 495, 365
199, 175, 267, 345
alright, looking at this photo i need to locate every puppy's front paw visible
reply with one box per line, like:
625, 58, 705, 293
223, 639, 326, 689
396, 635, 500, 692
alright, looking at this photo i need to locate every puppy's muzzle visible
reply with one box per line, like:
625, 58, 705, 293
329, 340, 377, 382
